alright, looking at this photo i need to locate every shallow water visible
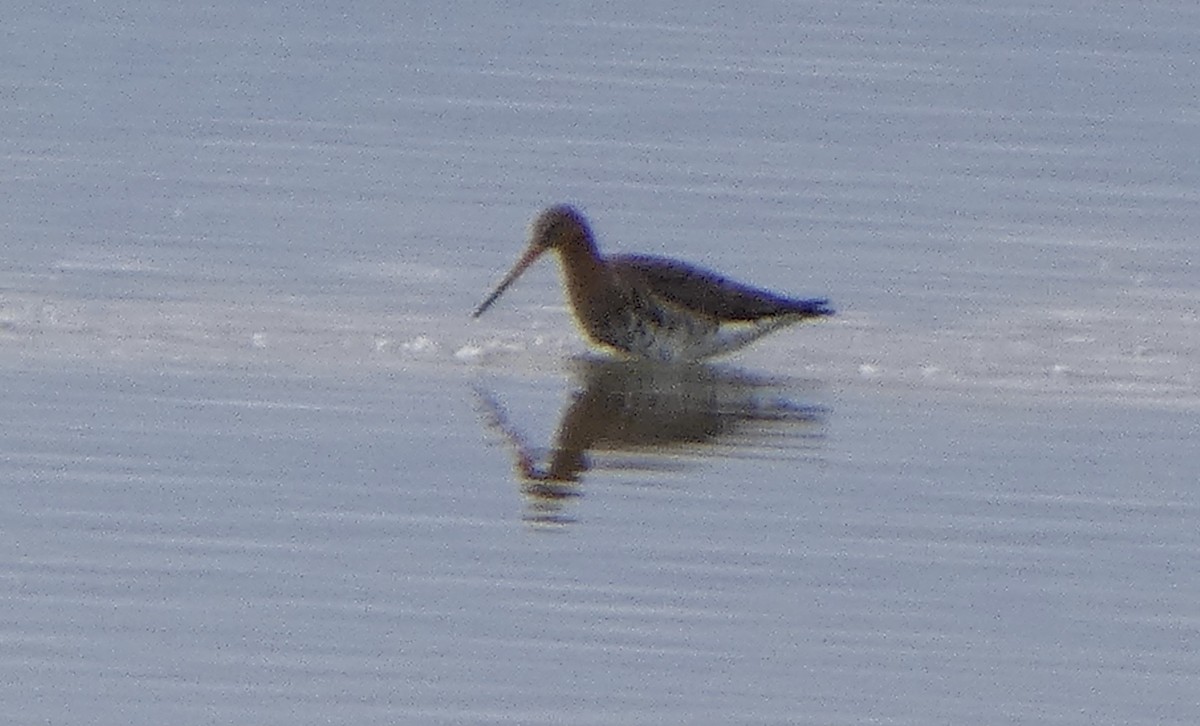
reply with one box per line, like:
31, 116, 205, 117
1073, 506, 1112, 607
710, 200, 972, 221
3, 1, 1199, 724
5, 362, 1196, 724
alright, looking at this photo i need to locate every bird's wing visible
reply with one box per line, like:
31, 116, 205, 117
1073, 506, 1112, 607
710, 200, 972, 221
610, 254, 833, 322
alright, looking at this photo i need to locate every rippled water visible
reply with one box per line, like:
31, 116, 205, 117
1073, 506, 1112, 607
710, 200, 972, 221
3, 1, 1199, 723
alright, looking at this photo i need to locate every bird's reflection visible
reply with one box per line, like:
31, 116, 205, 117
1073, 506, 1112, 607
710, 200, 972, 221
475, 357, 827, 524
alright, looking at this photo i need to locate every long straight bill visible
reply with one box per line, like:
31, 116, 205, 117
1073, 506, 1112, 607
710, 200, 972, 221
471, 245, 545, 318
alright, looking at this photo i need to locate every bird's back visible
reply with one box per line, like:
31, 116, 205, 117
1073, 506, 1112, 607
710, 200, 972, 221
610, 254, 833, 322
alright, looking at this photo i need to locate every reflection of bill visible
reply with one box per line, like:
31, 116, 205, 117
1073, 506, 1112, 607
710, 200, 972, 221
475, 358, 827, 521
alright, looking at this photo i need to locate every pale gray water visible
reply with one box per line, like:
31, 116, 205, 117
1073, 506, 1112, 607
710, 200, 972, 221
2, 1, 1199, 724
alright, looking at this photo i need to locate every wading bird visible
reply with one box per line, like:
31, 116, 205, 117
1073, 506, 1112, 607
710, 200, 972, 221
473, 205, 833, 361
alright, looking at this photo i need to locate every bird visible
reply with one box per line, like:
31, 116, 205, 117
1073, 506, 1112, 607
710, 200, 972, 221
472, 204, 833, 362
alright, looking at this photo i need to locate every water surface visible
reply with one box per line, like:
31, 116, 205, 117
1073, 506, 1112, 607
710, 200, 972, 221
2, 1, 1198, 723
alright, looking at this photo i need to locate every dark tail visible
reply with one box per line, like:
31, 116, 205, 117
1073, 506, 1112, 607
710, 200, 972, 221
786, 298, 834, 318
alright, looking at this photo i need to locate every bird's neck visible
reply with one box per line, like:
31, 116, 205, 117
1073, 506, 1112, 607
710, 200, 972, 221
554, 236, 613, 318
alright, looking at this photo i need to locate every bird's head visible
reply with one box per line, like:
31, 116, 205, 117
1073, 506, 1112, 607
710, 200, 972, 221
472, 204, 595, 318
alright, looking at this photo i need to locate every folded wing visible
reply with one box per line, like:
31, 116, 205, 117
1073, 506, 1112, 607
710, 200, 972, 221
611, 254, 833, 322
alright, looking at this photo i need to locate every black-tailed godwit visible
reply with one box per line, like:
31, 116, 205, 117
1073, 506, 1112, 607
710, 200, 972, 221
473, 204, 833, 361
